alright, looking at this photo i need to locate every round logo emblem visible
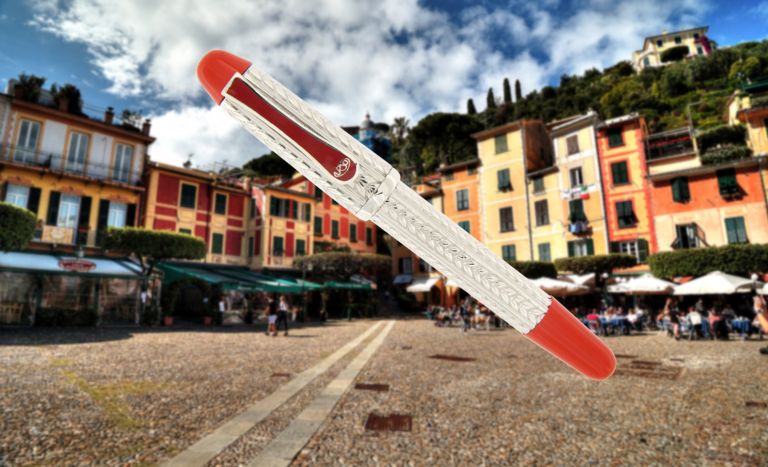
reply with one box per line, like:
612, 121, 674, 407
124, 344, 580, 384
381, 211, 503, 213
333, 158, 351, 178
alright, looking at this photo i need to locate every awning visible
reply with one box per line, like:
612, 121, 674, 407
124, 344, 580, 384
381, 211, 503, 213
393, 274, 412, 285
159, 262, 304, 293
0, 251, 142, 279
406, 277, 439, 293
351, 274, 377, 290
446, 278, 460, 288
323, 281, 372, 290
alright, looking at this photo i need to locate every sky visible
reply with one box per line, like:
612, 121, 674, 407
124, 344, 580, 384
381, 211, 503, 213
0, 0, 766, 169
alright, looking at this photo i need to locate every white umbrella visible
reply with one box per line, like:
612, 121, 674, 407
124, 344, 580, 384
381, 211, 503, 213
619, 274, 677, 295
532, 277, 589, 296
563, 273, 595, 288
673, 271, 761, 295
762, 283, 768, 295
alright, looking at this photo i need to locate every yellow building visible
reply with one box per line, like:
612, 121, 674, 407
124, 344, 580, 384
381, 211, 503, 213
632, 26, 714, 71
526, 165, 565, 262
735, 79, 768, 157
549, 112, 609, 258
474, 120, 552, 262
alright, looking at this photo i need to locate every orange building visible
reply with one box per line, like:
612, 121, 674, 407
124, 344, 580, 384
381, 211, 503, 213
438, 159, 481, 240
280, 175, 377, 255
143, 162, 251, 265
596, 114, 656, 263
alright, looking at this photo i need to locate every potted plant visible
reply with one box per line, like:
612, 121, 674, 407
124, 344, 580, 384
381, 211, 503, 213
163, 311, 174, 327
202, 307, 214, 326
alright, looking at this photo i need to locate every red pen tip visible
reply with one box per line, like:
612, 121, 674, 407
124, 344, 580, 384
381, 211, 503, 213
197, 50, 251, 104
525, 299, 616, 380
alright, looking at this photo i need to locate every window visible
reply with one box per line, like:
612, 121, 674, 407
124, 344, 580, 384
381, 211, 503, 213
444, 171, 454, 181
5, 184, 29, 209
616, 200, 636, 228
113, 144, 133, 182
419, 259, 430, 273
494, 134, 508, 154
566, 135, 579, 155
568, 239, 593, 257
15, 119, 41, 163
497, 169, 511, 191
57, 194, 80, 228
314, 186, 323, 201
611, 161, 629, 185
107, 202, 127, 228
671, 177, 690, 203
501, 245, 516, 262
538, 243, 551, 262
458, 220, 471, 233
532, 176, 544, 193
534, 200, 549, 226
66, 132, 89, 174
725, 217, 748, 244
296, 239, 306, 256
717, 169, 739, 197
250, 199, 257, 218
399, 257, 413, 274
301, 203, 311, 221
456, 189, 469, 211
180, 184, 197, 209
569, 167, 583, 188
697, 46, 703, 55
248, 236, 254, 256
467, 165, 477, 175
332, 220, 339, 239
314, 216, 323, 235
610, 239, 649, 262
214, 193, 227, 215
656, 39, 663, 47
607, 127, 624, 148
568, 199, 587, 223
499, 207, 514, 232
212, 233, 224, 254
366, 227, 373, 245
674, 224, 699, 249
180, 228, 192, 235
350, 224, 357, 242
272, 236, 284, 256
643, 57, 650, 67
693, 33, 700, 39
674, 36, 682, 44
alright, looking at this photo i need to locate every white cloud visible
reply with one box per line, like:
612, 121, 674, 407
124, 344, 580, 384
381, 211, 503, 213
29, 0, 710, 168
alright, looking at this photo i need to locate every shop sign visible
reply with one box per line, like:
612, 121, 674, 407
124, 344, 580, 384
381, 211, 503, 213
59, 258, 97, 273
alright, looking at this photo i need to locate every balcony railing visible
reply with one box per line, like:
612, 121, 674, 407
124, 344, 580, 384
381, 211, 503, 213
34, 225, 109, 248
1, 144, 140, 185
646, 128, 696, 161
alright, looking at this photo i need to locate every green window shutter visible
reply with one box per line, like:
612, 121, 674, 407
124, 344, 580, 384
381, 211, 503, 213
46, 191, 61, 225
497, 169, 511, 191
272, 236, 283, 255
495, 134, 508, 154
314, 216, 322, 235
459, 221, 470, 233
78, 196, 92, 230
27, 187, 41, 215
609, 241, 620, 253
637, 239, 649, 262
569, 199, 586, 222
538, 243, 551, 262
672, 177, 691, 202
725, 217, 747, 244
567, 240, 575, 257
296, 239, 306, 256
97, 200, 110, 231
717, 169, 737, 196
608, 128, 624, 147
533, 176, 544, 193
212, 233, 224, 254
611, 161, 628, 185
586, 238, 595, 255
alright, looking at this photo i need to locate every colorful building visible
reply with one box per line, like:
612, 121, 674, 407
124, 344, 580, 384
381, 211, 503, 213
735, 79, 768, 157
438, 158, 482, 241
550, 112, 609, 258
143, 161, 251, 265
526, 164, 564, 262
474, 121, 553, 262
595, 114, 656, 263
632, 26, 715, 71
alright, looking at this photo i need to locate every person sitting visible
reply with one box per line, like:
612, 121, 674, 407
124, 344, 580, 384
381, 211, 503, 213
585, 309, 602, 335
686, 306, 703, 340
626, 310, 639, 332
709, 308, 729, 340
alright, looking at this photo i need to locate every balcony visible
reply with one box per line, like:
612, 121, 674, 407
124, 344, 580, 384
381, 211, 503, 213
33, 225, 107, 248
1, 144, 140, 185
646, 128, 696, 161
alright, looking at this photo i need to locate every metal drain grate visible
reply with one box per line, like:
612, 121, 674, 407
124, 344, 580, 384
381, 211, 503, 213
400, 346, 412, 350
669, 357, 685, 362
614, 354, 638, 359
271, 372, 291, 378
429, 354, 476, 362
614, 359, 683, 380
745, 401, 767, 408
355, 383, 390, 392
364, 413, 412, 432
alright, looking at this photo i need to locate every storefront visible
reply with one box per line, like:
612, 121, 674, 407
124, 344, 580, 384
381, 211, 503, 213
0, 252, 143, 326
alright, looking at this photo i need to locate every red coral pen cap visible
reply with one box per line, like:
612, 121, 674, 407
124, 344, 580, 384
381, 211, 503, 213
197, 50, 251, 104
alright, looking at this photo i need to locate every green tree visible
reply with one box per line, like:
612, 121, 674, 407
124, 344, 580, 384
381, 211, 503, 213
14, 74, 46, 102
243, 152, 296, 178
104, 228, 206, 277
467, 98, 477, 115
728, 56, 762, 82
486, 88, 496, 110
514, 79, 522, 101
388, 117, 410, 149
0, 203, 36, 251
554, 255, 637, 276
649, 244, 768, 278
294, 252, 391, 283
399, 112, 483, 175
503, 78, 512, 104
51, 83, 84, 115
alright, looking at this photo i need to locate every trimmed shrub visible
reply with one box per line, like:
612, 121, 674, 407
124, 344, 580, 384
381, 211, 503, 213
507, 261, 557, 278
104, 228, 207, 267
700, 145, 752, 165
649, 244, 768, 278
554, 254, 637, 275
660, 45, 690, 63
294, 252, 391, 282
697, 125, 747, 153
0, 202, 37, 251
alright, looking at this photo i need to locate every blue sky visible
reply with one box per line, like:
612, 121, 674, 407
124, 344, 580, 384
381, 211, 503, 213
0, 0, 766, 168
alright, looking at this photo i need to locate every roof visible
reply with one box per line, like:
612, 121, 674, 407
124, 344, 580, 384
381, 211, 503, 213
598, 113, 641, 129
647, 157, 761, 182
550, 111, 599, 135
148, 161, 248, 193
642, 26, 708, 47
527, 165, 558, 178
420, 188, 442, 199
264, 185, 315, 200
437, 158, 479, 173
471, 121, 524, 141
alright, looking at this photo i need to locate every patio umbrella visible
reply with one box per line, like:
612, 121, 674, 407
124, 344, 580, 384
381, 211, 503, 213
532, 277, 589, 296
762, 283, 768, 295
618, 274, 677, 295
673, 270, 761, 295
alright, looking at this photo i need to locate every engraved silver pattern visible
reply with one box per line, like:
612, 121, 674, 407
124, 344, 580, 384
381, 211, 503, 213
220, 67, 551, 333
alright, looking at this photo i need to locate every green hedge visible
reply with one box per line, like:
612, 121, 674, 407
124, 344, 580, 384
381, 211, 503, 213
649, 244, 768, 278
104, 228, 206, 263
554, 254, 637, 275
507, 261, 557, 278
700, 145, 752, 165
0, 202, 37, 251
697, 125, 747, 153
294, 252, 391, 281
660, 45, 690, 63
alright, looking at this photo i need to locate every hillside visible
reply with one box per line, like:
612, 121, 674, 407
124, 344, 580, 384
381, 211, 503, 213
395, 39, 768, 177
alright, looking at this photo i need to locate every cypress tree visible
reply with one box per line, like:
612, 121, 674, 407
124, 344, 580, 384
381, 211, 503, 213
486, 88, 496, 110
467, 98, 477, 115
503, 78, 512, 104
515, 79, 522, 101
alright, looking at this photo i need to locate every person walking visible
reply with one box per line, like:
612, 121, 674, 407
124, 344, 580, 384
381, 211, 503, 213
276, 295, 290, 336
266, 296, 278, 336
